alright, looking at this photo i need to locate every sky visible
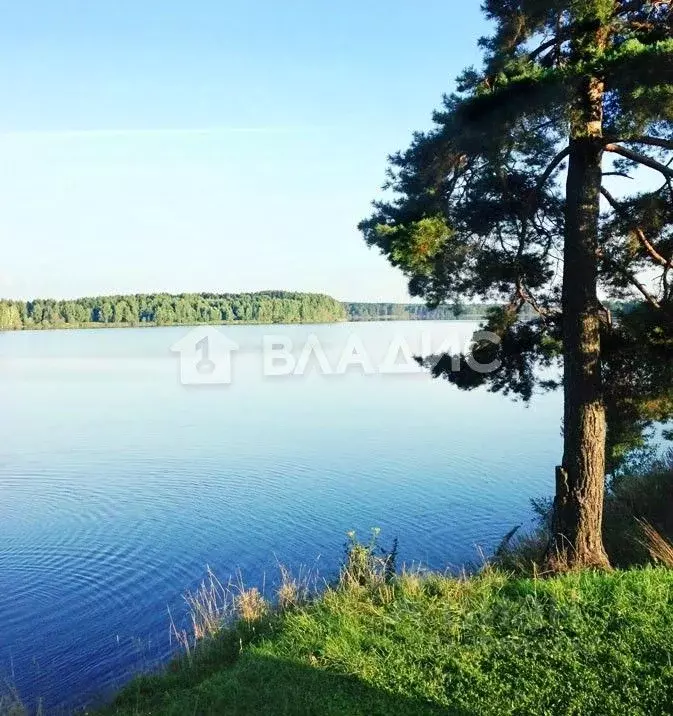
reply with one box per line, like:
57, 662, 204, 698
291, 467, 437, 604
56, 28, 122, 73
0, 1, 488, 302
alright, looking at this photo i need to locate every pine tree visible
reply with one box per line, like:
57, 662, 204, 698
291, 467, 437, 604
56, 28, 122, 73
360, 1, 673, 569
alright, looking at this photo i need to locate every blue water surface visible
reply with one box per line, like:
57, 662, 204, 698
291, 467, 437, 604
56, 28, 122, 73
0, 321, 561, 710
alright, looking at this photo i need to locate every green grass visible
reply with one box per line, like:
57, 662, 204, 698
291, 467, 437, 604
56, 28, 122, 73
99, 567, 673, 716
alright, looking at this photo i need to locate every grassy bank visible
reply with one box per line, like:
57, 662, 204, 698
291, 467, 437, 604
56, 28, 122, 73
99, 566, 673, 716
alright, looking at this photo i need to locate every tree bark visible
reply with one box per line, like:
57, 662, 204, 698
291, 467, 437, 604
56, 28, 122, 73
546, 73, 611, 570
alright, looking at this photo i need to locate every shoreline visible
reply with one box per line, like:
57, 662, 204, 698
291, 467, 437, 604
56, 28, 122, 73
0, 316, 488, 333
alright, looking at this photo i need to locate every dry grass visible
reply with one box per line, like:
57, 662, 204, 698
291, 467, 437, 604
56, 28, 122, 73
235, 587, 267, 622
637, 519, 673, 567
276, 576, 300, 610
276, 564, 313, 610
186, 567, 231, 640
398, 571, 423, 599
170, 563, 320, 660
0, 685, 33, 716
169, 567, 233, 660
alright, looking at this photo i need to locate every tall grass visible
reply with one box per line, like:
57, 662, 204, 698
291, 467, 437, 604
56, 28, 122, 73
168, 561, 323, 661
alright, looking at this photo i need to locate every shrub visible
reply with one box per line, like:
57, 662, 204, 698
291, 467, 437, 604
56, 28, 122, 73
494, 451, 673, 572
340, 529, 398, 588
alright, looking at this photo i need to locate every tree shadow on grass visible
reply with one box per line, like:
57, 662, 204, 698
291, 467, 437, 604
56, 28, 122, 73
107, 651, 468, 716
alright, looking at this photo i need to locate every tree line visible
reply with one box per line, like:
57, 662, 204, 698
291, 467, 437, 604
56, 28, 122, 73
0, 292, 348, 329
345, 302, 499, 321
0, 292, 501, 330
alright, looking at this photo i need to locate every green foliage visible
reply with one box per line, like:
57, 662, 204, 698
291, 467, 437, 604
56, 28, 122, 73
496, 453, 673, 572
602, 307, 673, 469
361, 3, 673, 309
0, 292, 348, 330
341, 529, 398, 587
0, 301, 22, 330
360, 0, 673, 471
604, 455, 673, 567
99, 567, 673, 715
371, 216, 456, 281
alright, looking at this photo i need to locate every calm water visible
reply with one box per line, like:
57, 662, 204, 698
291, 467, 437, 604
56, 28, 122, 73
0, 322, 561, 710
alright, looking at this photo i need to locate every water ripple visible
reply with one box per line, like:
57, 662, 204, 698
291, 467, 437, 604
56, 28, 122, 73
0, 323, 562, 710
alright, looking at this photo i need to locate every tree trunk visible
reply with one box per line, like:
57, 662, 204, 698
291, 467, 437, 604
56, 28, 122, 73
547, 73, 610, 571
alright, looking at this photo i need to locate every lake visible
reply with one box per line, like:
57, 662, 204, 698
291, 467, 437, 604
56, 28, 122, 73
0, 321, 561, 710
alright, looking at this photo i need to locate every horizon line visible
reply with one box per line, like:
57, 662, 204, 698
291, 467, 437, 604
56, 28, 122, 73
0, 290, 431, 304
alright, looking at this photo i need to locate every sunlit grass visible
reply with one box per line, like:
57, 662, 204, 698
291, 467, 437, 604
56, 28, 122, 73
99, 565, 673, 716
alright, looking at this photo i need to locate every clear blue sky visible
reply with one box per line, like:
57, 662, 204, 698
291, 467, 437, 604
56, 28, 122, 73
0, 1, 487, 301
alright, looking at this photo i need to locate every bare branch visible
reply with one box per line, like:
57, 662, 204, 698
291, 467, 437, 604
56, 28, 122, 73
602, 171, 634, 180
516, 279, 558, 319
528, 35, 564, 62
616, 136, 673, 152
605, 144, 673, 180
536, 146, 571, 193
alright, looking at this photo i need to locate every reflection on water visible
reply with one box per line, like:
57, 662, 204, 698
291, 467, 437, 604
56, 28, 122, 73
0, 321, 561, 709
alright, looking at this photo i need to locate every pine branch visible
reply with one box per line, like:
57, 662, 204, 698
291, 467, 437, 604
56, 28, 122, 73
524, 146, 570, 220
528, 34, 566, 62
597, 248, 662, 309
605, 144, 673, 180
616, 0, 669, 17
525, 3, 655, 65
536, 146, 571, 193
515, 280, 558, 319
524, 3, 669, 67
601, 186, 673, 269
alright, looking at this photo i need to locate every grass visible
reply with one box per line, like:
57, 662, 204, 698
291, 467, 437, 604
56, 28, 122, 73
98, 565, 673, 716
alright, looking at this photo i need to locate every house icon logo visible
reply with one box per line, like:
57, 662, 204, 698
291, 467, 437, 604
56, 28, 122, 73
171, 326, 239, 385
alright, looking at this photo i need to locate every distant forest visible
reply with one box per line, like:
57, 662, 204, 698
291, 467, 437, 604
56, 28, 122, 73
0, 292, 497, 330
0, 292, 347, 329
345, 302, 497, 321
